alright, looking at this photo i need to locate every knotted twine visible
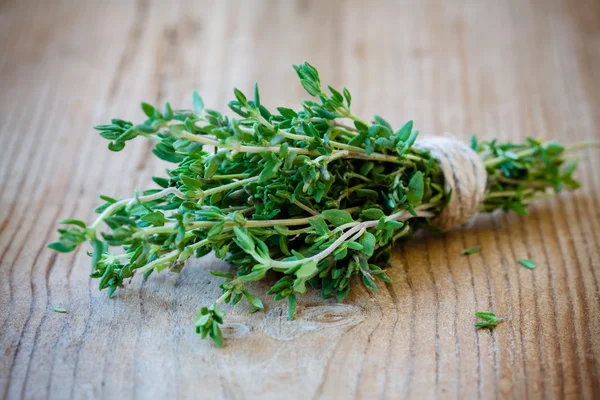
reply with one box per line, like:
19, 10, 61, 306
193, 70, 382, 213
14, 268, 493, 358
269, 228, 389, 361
414, 137, 487, 230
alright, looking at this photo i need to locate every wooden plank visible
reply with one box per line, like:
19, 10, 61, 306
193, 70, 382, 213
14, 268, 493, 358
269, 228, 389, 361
0, 0, 599, 399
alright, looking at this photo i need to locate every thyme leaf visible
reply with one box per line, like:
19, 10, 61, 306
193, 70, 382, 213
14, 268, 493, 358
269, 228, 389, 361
462, 246, 481, 255
474, 312, 504, 328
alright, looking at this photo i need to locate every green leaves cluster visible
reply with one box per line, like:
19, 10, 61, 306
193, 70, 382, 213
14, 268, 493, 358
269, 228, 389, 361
195, 306, 225, 347
474, 136, 581, 215
48, 62, 585, 347
48, 219, 89, 252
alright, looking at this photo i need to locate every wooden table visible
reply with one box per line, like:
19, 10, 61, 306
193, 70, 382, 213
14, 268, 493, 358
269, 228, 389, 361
1, 0, 599, 399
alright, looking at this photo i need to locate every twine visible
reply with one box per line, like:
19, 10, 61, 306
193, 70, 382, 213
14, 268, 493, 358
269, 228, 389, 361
415, 136, 487, 230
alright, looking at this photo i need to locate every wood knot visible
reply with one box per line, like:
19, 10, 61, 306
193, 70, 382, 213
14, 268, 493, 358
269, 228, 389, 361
262, 303, 365, 341
220, 322, 252, 338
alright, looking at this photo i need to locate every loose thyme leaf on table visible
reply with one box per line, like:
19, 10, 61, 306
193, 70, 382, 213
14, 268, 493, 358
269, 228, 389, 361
48, 62, 598, 347
462, 246, 481, 255
518, 259, 536, 269
474, 312, 505, 328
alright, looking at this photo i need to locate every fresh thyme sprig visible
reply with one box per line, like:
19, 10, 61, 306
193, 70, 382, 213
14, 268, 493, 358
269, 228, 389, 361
49, 62, 597, 347
474, 312, 505, 328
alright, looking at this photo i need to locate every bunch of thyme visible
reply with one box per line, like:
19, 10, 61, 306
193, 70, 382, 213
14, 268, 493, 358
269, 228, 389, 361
49, 62, 594, 346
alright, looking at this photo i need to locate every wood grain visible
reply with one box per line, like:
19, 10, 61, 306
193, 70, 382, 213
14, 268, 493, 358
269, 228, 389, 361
1, 0, 599, 399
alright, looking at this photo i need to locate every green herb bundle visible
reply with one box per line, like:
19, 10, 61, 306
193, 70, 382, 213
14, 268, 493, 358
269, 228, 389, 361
49, 62, 594, 346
